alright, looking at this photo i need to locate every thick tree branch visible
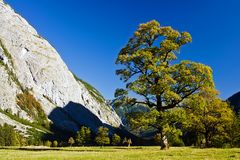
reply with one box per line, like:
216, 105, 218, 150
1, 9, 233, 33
162, 87, 200, 110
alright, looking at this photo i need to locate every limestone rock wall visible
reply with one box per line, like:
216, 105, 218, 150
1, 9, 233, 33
0, 1, 121, 133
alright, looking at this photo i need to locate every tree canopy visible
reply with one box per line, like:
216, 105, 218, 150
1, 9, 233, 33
75, 126, 91, 146
111, 133, 121, 146
183, 87, 237, 147
114, 20, 214, 149
95, 126, 110, 146
115, 20, 213, 111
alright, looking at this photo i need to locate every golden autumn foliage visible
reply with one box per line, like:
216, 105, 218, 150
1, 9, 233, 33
16, 90, 49, 128
114, 20, 215, 149
183, 88, 237, 147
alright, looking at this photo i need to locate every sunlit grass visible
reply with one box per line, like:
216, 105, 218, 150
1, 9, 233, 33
0, 146, 239, 160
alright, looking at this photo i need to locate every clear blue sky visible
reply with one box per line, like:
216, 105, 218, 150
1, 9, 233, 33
5, 0, 240, 100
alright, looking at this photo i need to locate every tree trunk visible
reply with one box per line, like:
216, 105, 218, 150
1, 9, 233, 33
204, 131, 210, 148
160, 134, 169, 150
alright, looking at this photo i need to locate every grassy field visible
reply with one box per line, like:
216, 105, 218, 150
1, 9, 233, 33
0, 146, 239, 160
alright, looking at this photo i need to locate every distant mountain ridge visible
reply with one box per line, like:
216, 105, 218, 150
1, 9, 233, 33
227, 91, 240, 113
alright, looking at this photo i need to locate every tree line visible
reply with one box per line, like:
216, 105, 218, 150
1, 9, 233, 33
0, 124, 133, 147
63, 126, 132, 147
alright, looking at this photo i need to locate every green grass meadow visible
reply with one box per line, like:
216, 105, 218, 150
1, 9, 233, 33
0, 147, 239, 160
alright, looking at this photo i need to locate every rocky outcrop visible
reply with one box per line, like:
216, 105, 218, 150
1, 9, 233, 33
0, 1, 121, 133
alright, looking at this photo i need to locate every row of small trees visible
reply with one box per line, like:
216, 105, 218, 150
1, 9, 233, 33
43, 126, 132, 147
0, 123, 133, 147
66, 126, 131, 147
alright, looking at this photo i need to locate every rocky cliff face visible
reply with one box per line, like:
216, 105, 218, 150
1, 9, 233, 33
0, 1, 121, 134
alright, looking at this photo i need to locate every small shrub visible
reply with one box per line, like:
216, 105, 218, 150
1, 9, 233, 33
52, 140, 58, 147
44, 140, 52, 147
123, 137, 132, 147
68, 137, 75, 147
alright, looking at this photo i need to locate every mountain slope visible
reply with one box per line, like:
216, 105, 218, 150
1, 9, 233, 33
227, 91, 240, 113
0, 0, 121, 134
